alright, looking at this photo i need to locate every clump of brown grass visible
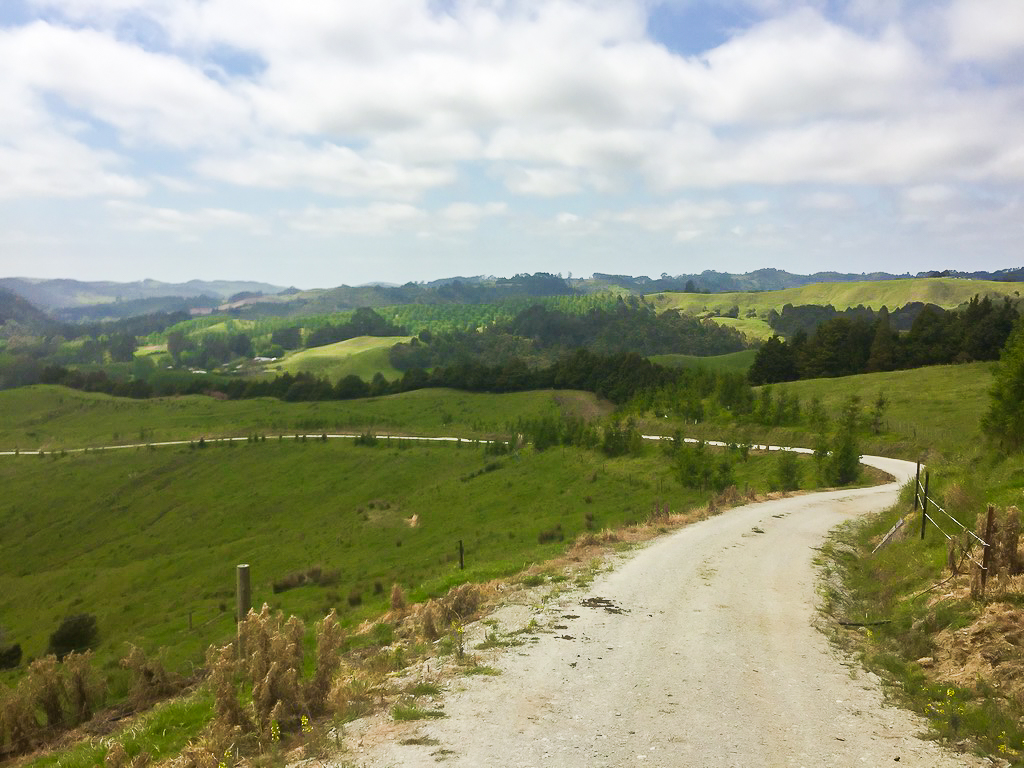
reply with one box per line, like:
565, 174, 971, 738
104, 742, 151, 768
306, 611, 344, 716
64, 650, 105, 725
27, 655, 65, 727
1, 676, 41, 753
121, 645, 177, 708
390, 584, 407, 613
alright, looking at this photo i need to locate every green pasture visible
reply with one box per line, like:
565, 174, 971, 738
0, 386, 612, 451
0, 435, 808, 679
649, 349, 758, 373
655, 362, 994, 464
649, 278, 1022, 318
262, 335, 409, 381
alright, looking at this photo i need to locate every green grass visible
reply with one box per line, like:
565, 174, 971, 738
264, 336, 409, 381
655, 362, 994, 464
649, 349, 758, 373
20, 687, 215, 768
0, 435, 722, 677
0, 385, 611, 450
820, 459, 1024, 761
649, 277, 1023, 318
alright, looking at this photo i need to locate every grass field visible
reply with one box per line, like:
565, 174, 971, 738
263, 335, 409, 381
648, 278, 1022, 340
0, 430, 806, 682
649, 277, 1022, 316
654, 362, 995, 464
0, 386, 613, 451
649, 349, 758, 373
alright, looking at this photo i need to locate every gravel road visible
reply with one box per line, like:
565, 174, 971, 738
344, 455, 985, 768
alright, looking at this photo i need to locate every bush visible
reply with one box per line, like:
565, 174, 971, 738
0, 642, 22, 669
48, 613, 98, 660
772, 451, 801, 492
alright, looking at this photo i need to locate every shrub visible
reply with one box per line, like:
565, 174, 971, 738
0, 642, 22, 670
64, 650, 105, 725
48, 613, 98, 659
538, 524, 564, 544
121, 645, 176, 707
772, 451, 801, 492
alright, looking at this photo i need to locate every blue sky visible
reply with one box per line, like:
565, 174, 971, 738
1, 0, 1022, 288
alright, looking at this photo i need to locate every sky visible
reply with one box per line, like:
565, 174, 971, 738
1, 0, 1022, 289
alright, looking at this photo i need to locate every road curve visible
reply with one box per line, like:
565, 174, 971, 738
347, 455, 981, 768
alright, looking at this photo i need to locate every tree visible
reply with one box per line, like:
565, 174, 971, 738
748, 336, 798, 385
865, 307, 896, 372
772, 451, 801, 492
982, 319, 1024, 450
823, 396, 861, 486
166, 330, 186, 365
48, 613, 98, 660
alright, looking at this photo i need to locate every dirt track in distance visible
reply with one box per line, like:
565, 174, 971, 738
344, 455, 986, 768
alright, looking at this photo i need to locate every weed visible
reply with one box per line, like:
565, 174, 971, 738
391, 702, 446, 721
408, 681, 441, 696
463, 665, 501, 676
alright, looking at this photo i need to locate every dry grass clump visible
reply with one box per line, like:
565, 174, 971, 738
390, 583, 407, 613
272, 565, 341, 594
121, 645, 177, 708
970, 505, 1024, 598
104, 741, 151, 768
205, 605, 345, 743
395, 582, 493, 641
0, 651, 107, 757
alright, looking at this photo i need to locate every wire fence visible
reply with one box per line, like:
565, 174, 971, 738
912, 463, 995, 595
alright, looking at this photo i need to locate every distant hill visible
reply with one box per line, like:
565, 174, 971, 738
0, 278, 287, 310
0, 287, 54, 334
3, 268, 1021, 321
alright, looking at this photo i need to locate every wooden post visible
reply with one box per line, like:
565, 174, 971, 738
920, 472, 930, 540
913, 462, 921, 511
236, 563, 251, 657
980, 505, 995, 598
458, 540, 465, 570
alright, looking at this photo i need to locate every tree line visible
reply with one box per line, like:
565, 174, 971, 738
749, 296, 1019, 384
389, 300, 748, 371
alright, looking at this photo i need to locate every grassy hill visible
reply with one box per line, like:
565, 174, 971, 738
0, 386, 612, 451
0, 438, 691, 676
649, 349, 758, 373
648, 278, 1023, 341
264, 335, 409, 381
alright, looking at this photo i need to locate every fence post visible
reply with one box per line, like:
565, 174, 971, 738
920, 472, 930, 540
458, 540, 465, 570
913, 462, 921, 511
236, 563, 251, 656
980, 505, 995, 598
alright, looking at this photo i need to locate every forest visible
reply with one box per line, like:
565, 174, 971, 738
748, 295, 1019, 384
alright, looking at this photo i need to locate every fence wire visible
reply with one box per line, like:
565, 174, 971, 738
916, 472, 989, 570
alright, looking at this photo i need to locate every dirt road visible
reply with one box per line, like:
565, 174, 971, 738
345, 455, 983, 767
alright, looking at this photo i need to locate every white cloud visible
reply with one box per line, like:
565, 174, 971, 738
195, 142, 455, 199
107, 201, 263, 235
0, 130, 146, 201
4, 21, 249, 148
438, 202, 507, 231
946, 0, 1024, 62
800, 192, 856, 210
289, 203, 428, 236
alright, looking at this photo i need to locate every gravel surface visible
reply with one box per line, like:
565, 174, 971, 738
342, 455, 987, 768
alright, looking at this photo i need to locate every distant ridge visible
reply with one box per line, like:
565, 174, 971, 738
1, 268, 1020, 317
0, 277, 288, 310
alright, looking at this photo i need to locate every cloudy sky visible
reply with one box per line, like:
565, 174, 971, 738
1, 0, 1022, 288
